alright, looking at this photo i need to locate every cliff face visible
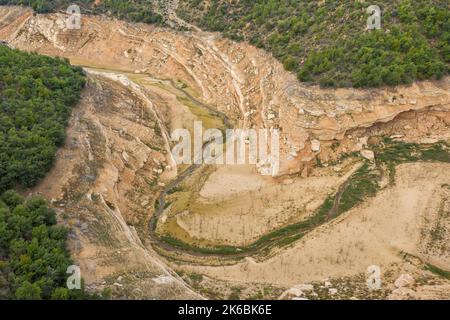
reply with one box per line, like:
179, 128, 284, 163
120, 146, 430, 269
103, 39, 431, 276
1, 6, 449, 176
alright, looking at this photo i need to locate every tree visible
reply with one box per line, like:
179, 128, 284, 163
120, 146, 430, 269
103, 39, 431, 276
15, 281, 42, 300
51, 287, 69, 300
283, 56, 298, 71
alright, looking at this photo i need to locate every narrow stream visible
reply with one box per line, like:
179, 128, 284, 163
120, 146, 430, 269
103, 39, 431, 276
78, 64, 351, 261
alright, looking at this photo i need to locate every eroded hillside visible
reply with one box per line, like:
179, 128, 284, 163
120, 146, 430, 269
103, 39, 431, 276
33, 72, 201, 299
2, 6, 450, 175
1, 5, 450, 299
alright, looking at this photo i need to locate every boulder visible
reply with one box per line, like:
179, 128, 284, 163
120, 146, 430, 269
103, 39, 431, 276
285, 288, 305, 297
294, 284, 314, 292
360, 149, 375, 161
311, 139, 321, 152
279, 283, 315, 299
329, 288, 338, 295
394, 274, 415, 288
367, 136, 381, 146
389, 287, 415, 299
122, 151, 130, 163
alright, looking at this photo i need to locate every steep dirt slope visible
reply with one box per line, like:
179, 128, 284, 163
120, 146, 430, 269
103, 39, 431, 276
32, 73, 200, 299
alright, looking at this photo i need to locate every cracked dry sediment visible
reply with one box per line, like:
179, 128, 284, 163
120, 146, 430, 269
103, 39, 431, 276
2, 5, 450, 299
181, 163, 450, 284
1, 6, 449, 176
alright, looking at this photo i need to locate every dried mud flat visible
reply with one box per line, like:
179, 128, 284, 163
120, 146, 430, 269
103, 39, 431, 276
1, 5, 450, 299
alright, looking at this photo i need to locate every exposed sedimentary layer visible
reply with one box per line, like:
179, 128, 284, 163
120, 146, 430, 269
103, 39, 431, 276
1, 6, 449, 176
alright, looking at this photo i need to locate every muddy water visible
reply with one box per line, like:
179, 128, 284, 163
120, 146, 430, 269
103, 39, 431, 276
74, 63, 233, 129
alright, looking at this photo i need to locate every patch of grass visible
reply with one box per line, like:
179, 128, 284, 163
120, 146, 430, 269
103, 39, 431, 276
425, 263, 450, 280
376, 139, 418, 163
374, 140, 450, 183
161, 235, 241, 255
154, 200, 160, 210
429, 200, 448, 250
167, 186, 184, 195
376, 139, 450, 164
422, 144, 450, 162
176, 96, 225, 130
163, 201, 172, 209
338, 163, 380, 214
228, 287, 242, 300
188, 273, 203, 284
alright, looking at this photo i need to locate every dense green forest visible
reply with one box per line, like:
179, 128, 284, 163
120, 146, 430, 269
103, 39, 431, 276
178, 0, 449, 87
0, 190, 97, 299
0, 0, 163, 24
0, 46, 85, 192
0, 47, 94, 299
